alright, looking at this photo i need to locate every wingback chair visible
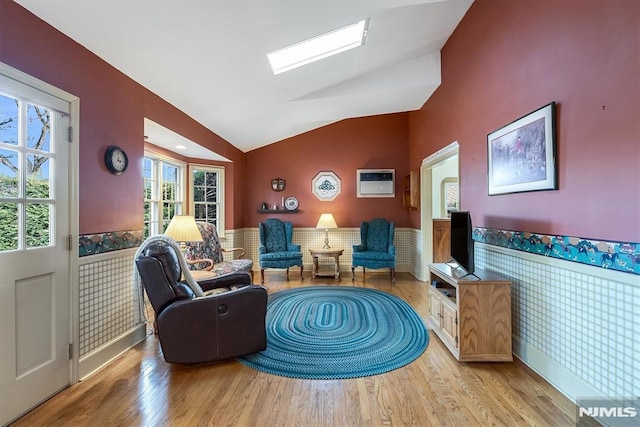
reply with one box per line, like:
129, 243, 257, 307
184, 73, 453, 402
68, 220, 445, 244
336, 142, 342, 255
258, 218, 303, 284
351, 218, 396, 284
184, 221, 254, 280
136, 239, 267, 364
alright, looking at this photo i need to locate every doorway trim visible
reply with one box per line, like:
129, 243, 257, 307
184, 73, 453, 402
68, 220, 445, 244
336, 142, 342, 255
419, 141, 459, 281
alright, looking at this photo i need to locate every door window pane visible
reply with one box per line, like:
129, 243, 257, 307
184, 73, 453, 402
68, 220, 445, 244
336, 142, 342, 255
27, 154, 51, 198
0, 93, 56, 252
0, 203, 18, 250
26, 104, 51, 152
0, 148, 19, 197
26, 203, 50, 248
0, 94, 18, 145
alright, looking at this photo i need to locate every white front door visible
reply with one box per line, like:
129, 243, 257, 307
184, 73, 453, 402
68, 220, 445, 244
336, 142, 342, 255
0, 73, 71, 425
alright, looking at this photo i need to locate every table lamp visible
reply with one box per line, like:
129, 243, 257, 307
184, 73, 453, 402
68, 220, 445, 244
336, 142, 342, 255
316, 213, 338, 249
164, 215, 203, 250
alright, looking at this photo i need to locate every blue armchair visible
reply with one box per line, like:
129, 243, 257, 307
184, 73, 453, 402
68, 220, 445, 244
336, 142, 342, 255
258, 218, 303, 283
351, 218, 396, 284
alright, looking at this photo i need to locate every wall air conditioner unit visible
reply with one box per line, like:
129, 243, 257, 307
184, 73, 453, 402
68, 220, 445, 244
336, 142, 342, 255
356, 169, 395, 198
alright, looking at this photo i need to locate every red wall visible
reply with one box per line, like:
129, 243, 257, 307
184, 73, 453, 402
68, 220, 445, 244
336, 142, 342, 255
409, 0, 640, 241
245, 114, 411, 228
0, 1, 243, 233
4, 0, 638, 242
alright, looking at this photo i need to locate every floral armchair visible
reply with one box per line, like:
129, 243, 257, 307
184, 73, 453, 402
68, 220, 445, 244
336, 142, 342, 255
258, 218, 303, 283
351, 218, 396, 284
184, 221, 254, 280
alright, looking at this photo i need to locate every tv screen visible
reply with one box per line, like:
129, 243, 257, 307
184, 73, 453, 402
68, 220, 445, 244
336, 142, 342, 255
450, 211, 474, 275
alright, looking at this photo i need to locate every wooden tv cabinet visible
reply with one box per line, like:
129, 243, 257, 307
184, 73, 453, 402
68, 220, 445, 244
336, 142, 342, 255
427, 263, 512, 362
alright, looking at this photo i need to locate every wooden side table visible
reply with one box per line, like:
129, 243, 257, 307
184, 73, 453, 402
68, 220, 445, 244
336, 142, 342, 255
309, 248, 344, 279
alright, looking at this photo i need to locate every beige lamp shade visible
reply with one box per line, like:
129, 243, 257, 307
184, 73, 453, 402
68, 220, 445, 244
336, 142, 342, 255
164, 215, 203, 243
316, 213, 338, 249
316, 213, 338, 230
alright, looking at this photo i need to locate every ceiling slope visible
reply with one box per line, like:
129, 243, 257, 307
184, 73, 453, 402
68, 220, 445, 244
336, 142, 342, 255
16, 0, 473, 153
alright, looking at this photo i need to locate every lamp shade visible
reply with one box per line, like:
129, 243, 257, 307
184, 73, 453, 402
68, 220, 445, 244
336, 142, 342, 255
316, 213, 338, 229
164, 215, 203, 242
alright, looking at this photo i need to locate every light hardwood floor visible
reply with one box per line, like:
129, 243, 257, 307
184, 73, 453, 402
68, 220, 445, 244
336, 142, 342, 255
12, 272, 579, 426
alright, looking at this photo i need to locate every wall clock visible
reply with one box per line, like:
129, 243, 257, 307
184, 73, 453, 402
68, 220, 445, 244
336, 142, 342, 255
105, 145, 129, 175
312, 171, 341, 201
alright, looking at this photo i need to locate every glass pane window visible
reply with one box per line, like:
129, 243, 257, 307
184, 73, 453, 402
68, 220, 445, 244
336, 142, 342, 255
191, 167, 224, 236
27, 154, 51, 198
0, 94, 18, 145
0, 203, 18, 250
0, 93, 55, 251
26, 103, 51, 152
143, 155, 184, 237
0, 148, 19, 197
26, 203, 50, 248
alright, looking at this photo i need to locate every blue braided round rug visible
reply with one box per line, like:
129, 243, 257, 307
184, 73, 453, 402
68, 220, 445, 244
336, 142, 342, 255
238, 286, 429, 379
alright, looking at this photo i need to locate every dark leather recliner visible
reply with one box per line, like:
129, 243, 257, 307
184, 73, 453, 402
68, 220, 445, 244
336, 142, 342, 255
135, 241, 268, 364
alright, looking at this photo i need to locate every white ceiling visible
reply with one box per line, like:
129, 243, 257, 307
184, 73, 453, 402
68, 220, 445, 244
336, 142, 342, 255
16, 0, 473, 155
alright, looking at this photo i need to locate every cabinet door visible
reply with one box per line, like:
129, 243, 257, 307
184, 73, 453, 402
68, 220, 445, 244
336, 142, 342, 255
428, 289, 441, 326
402, 171, 419, 209
440, 303, 458, 348
432, 219, 451, 263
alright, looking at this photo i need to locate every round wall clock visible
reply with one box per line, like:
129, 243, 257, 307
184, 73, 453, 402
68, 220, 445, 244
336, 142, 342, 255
312, 171, 341, 201
105, 145, 129, 175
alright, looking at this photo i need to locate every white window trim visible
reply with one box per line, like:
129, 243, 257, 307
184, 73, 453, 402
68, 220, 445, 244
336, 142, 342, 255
143, 150, 186, 236
189, 164, 225, 238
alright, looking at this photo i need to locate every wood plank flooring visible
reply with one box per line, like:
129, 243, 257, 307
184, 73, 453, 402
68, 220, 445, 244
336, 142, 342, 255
11, 272, 578, 426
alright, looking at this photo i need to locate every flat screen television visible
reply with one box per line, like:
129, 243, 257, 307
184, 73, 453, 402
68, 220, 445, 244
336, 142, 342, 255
450, 211, 474, 276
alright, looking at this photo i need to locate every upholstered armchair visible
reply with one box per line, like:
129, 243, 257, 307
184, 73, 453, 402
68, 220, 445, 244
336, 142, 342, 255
135, 239, 267, 364
351, 218, 396, 284
258, 218, 303, 284
184, 221, 254, 280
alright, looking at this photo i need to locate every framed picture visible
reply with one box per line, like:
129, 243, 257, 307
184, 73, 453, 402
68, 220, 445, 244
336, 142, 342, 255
312, 171, 341, 201
487, 102, 557, 195
441, 177, 459, 217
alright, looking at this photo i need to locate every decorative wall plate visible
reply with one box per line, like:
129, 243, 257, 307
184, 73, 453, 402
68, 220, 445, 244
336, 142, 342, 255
285, 196, 299, 210
312, 171, 341, 201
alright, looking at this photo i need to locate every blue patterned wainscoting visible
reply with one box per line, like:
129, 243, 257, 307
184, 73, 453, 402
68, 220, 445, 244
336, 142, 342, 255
473, 227, 640, 276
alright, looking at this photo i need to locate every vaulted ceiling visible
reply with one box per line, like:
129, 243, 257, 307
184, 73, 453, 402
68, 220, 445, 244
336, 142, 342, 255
16, 0, 473, 154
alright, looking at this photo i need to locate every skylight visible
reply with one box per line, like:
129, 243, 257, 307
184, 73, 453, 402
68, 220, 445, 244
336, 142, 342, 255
267, 19, 369, 75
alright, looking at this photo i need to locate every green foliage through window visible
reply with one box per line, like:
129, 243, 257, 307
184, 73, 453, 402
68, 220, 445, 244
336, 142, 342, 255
0, 176, 51, 250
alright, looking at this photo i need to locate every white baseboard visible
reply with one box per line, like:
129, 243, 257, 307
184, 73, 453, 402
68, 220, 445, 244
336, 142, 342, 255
78, 324, 147, 380
513, 335, 601, 403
